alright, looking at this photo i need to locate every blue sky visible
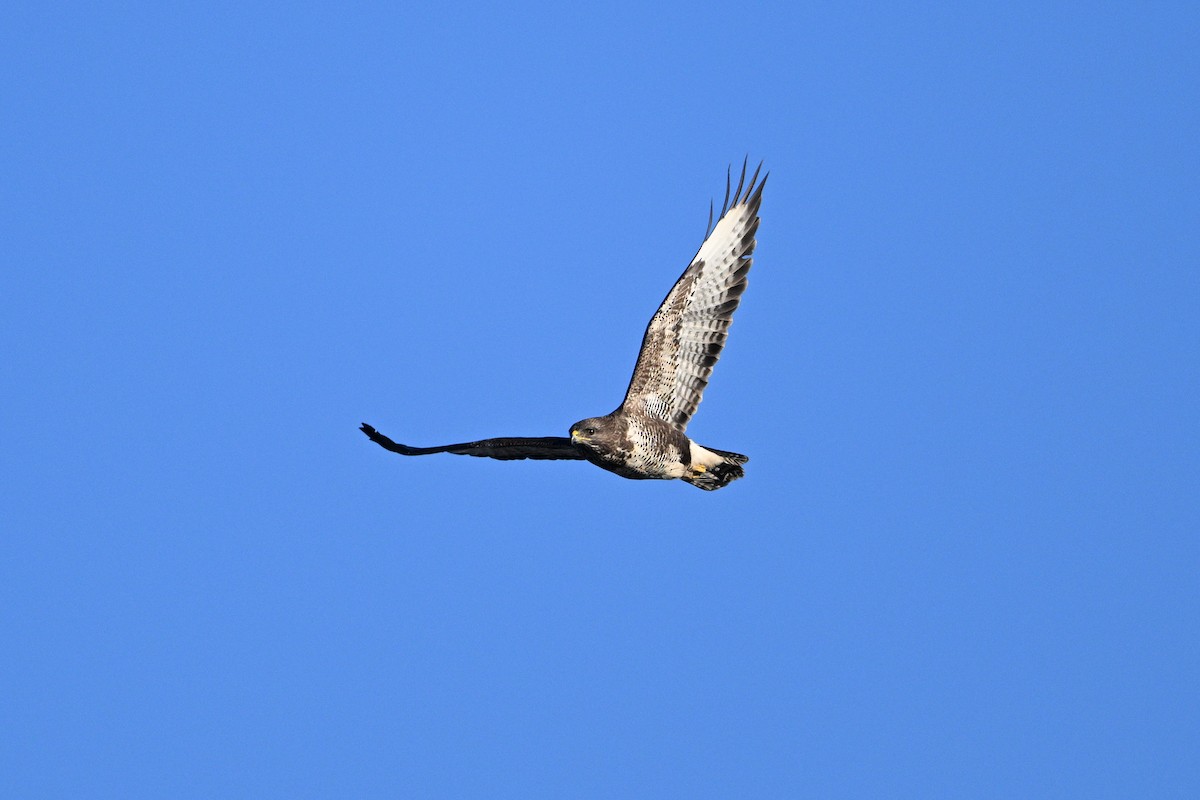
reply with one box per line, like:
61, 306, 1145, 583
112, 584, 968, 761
3, 2, 1197, 797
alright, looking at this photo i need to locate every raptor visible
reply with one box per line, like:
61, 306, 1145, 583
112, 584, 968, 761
361, 161, 766, 490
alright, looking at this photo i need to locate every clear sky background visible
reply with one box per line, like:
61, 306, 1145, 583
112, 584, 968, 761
3, 2, 1197, 797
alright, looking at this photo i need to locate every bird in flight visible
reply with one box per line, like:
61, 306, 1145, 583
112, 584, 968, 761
361, 161, 766, 490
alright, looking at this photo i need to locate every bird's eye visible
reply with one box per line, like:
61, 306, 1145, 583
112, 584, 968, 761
585, 427, 597, 435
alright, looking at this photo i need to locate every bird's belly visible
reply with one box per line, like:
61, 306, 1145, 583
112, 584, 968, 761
587, 441, 687, 481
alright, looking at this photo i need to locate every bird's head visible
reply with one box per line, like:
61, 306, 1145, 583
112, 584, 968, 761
569, 416, 620, 453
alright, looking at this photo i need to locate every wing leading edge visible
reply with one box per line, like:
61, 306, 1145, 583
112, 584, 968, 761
360, 424, 585, 461
620, 160, 766, 429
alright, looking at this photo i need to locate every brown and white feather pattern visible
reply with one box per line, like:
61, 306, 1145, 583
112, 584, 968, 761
361, 161, 766, 491
621, 163, 766, 430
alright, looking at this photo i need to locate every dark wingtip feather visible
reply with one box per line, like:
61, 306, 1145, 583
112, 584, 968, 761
746, 161, 763, 199
752, 169, 768, 201
721, 165, 732, 216
708, 158, 767, 232
732, 155, 749, 206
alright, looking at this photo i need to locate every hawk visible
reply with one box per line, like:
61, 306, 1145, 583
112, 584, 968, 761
361, 161, 766, 490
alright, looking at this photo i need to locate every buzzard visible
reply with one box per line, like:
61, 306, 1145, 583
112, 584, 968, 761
361, 161, 766, 490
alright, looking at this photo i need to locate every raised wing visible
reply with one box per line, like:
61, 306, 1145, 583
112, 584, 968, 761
360, 423, 585, 461
620, 160, 766, 429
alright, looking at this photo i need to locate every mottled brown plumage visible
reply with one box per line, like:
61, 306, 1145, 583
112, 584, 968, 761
361, 161, 766, 490
622, 161, 763, 430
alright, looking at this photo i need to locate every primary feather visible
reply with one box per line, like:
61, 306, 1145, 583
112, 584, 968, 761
361, 161, 767, 491
621, 160, 766, 429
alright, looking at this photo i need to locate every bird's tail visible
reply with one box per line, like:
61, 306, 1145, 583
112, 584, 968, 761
684, 444, 749, 491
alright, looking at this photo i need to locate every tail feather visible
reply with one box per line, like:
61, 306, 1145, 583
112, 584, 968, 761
705, 446, 749, 464
684, 445, 749, 491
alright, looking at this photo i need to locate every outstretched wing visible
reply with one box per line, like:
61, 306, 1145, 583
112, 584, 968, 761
360, 423, 585, 461
621, 160, 766, 430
